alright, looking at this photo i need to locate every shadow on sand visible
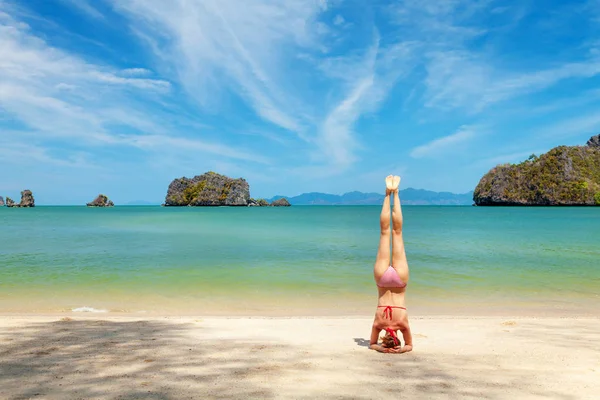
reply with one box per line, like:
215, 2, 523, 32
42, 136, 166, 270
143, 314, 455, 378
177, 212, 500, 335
0, 318, 586, 399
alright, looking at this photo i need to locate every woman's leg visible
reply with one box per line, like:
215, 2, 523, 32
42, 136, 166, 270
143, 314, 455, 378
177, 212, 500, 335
391, 177, 409, 282
374, 177, 392, 281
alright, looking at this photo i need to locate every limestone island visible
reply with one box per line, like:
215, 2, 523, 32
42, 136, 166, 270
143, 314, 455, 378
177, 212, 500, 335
87, 194, 114, 207
0, 196, 4, 206
269, 198, 291, 207
5, 190, 35, 208
164, 171, 290, 207
474, 135, 600, 206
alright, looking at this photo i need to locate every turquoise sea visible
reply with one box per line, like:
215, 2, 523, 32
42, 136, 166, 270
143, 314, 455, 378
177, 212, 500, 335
1, 206, 599, 316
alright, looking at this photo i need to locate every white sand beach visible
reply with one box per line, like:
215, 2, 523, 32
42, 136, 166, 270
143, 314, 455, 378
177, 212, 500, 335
1, 315, 599, 399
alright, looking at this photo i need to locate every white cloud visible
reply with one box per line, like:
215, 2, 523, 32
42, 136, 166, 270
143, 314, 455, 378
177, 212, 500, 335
534, 113, 600, 141
113, 0, 325, 134
482, 61, 600, 106
88, 70, 170, 91
0, 136, 98, 169
55, 83, 77, 91
112, 0, 410, 172
316, 35, 415, 167
319, 75, 373, 167
8, 0, 596, 186
388, 1, 600, 113
0, 7, 269, 167
58, 0, 104, 20
423, 52, 600, 112
473, 150, 544, 170
410, 126, 477, 158
121, 135, 270, 164
525, 88, 600, 115
121, 67, 153, 76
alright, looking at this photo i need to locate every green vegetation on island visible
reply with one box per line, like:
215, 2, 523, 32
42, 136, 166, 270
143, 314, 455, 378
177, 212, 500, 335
165, 171, 250, 206
474, 135, 600, 206
164, 171, 291, 207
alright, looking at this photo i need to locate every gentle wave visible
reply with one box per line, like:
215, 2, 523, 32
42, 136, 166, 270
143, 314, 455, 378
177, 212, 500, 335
72, 307, 108, 313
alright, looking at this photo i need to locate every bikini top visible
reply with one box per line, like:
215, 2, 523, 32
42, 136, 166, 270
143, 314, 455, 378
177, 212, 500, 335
377, 266, 407, 288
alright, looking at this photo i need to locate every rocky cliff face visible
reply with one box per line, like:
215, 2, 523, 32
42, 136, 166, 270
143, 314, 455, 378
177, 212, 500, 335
87, 194, 114, 207
587, 134, 600, 148
19, 190, 35, 207
165, 172, 250, 206
248, 198, 270, 207
271, 198, 291, 207
474, 135, 600, 206
5, 197, 15, 207
0, 196, 4, 206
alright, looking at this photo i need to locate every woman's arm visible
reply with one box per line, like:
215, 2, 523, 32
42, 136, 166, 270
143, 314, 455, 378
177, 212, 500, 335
370, 343, 390, 352
369, 325, 383, 351
398, 320, 413, 353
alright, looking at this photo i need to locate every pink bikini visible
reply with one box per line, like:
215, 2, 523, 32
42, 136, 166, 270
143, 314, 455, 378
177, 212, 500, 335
377, 266, 407, 288
377, 266, 407, 321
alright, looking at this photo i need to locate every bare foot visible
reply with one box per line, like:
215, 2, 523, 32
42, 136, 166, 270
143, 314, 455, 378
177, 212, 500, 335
391, 176, 401, 192
385, 175, 394, 195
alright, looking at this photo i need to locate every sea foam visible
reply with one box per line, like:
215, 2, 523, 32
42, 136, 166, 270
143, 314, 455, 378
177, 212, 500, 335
72, 307, 108, 313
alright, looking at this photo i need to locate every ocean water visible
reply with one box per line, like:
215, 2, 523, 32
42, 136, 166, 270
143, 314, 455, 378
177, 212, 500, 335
1, 206, 599, 316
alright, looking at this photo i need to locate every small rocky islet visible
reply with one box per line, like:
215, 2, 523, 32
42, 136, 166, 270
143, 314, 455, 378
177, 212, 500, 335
2, 173, 290, 208
2, 190, 35, 208
474, 134, 600, 206
164, 171, 290, 207
86, 194, 114, 207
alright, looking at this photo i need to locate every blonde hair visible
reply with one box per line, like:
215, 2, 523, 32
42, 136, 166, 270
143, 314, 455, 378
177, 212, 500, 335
381, 331, 399, 348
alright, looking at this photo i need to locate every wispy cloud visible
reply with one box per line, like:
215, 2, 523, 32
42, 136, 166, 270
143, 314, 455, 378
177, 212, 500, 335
58, 0, 104, 20
410, 125, 478, 158
473, 150, 544, 170
0, 136, 99, 169
317, 35, 379, 168
316, 34, 415, 167
424, 53, 600, 112
121, 68, 153, 76
388, 1, 600, 113
534, 112, 600, 141
113, 0, 325, 134
113, 0, 411, 172
4, 0, 600, 200
122, 135, 270, 164
0, 6, 269, 168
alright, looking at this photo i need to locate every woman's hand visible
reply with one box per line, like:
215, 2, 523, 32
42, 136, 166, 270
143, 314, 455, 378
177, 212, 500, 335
370, 344, 411, 354
385, 346, 403, 353
369, 344, 387, 353
387, 344, 412, 354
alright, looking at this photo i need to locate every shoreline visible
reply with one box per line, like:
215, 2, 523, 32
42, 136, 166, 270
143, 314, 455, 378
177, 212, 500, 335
1, 315, 598, 399
2, 297, 599, 318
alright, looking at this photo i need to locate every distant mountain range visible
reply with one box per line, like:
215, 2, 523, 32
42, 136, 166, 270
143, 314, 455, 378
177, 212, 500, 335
268, 189, 474, 206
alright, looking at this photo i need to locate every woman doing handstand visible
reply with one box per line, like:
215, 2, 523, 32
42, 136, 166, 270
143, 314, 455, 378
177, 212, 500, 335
369, 175, 413, 354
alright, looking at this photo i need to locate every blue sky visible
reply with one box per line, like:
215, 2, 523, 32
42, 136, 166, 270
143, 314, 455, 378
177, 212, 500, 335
2, 0, 600, 204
